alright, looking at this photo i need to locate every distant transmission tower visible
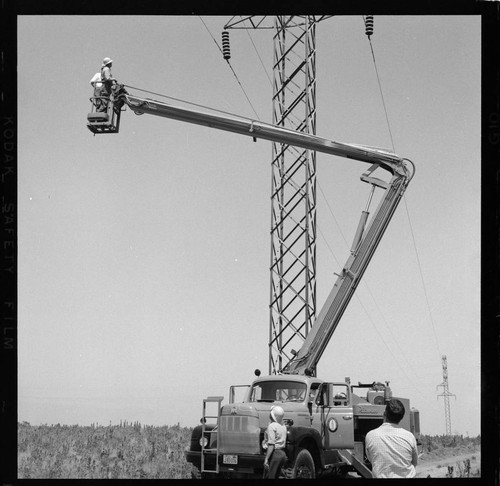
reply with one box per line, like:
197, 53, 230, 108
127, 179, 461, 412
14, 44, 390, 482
224, 15, 332, 375
437, 355, 456, 435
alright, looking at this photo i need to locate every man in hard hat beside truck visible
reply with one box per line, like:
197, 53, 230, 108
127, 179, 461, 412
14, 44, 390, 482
263, 406, 288, 479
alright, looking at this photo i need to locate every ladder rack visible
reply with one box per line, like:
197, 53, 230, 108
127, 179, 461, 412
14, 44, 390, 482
201, 396, 224, 474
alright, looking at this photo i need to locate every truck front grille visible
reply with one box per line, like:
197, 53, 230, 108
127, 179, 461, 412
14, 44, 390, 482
219, 415, 261, 454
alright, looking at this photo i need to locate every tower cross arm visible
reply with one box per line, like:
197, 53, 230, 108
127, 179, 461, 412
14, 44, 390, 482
224, 15, 334, 30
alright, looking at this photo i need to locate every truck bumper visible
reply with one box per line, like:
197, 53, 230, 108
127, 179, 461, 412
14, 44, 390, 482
185, 450, 265, 474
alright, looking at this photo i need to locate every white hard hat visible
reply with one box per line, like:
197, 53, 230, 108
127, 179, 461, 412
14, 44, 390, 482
102, 57, 113, 67
270, 406, 284, 421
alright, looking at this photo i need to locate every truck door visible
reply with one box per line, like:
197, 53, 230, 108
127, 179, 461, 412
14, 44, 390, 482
316, 383, 354, 450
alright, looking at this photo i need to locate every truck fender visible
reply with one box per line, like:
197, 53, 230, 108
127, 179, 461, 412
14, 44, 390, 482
189, 423, 216, 452
286, 426, 324, 469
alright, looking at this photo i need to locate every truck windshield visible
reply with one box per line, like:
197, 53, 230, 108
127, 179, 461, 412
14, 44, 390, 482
249, 381, 307, 402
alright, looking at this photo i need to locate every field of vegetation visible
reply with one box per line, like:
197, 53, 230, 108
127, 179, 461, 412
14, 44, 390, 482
18, 421, 195, 479
18, 422, 481, 479
417, 434, 481, 478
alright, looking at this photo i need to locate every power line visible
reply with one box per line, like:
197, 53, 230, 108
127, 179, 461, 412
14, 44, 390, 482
122, 84, 258, 123
317, 182, 350, 251
354, 292, 427, 400
313, 16, 433, 392
363, 16, 396, 153
245, 29, 273, 89
198, 16, 261, 120
317, 182, 426, 398
362, 16, 442, 362
403, 196, 443, 361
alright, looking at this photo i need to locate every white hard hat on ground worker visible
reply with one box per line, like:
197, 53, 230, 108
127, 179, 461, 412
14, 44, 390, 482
270, 406, 284, 422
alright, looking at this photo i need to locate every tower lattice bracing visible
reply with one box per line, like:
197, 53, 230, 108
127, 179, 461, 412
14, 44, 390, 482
224, 16, 332, 374
437, 355, 456, 435
269, 16, 317, 374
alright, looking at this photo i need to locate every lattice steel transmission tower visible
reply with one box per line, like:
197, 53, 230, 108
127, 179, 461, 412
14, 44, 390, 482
437, 355, 456, 435
224, 16, 333, 374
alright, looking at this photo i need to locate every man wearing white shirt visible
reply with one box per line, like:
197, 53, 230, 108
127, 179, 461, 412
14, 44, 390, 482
365, 399, 418, 478
89, 72, 103, 110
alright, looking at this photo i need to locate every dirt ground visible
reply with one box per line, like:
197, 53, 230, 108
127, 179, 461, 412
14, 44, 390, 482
415, 447, 481, 478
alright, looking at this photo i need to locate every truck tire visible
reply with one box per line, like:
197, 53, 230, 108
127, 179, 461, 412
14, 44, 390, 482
292, 448, 316, 479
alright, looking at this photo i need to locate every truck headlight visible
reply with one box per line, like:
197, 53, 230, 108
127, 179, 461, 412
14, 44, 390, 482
199, 436, 208, 447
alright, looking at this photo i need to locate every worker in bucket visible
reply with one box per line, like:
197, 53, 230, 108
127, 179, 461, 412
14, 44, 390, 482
263, 406, 287, 478
89, 72, 102, 93
99, 57, 116, 111
89, 72, 103, 111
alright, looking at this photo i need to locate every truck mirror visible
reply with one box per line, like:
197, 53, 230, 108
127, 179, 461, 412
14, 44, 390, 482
326, 384, 334, 406
317, 384, 332, 406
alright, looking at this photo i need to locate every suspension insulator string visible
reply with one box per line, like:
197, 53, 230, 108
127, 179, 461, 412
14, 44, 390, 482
222, 30, 231, 60
365, 15, 374, 38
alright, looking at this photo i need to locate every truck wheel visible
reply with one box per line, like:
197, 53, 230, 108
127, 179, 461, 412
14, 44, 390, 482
292, 448, 315, 479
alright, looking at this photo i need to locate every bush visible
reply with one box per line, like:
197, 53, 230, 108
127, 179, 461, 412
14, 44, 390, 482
419, 434, 480, 453
443, 459, 480, 478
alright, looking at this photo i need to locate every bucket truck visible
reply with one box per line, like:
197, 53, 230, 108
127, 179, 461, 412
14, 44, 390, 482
87, 86, 419, 478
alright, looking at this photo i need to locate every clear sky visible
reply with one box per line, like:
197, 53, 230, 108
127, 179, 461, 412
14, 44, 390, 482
17, 15, 480, 436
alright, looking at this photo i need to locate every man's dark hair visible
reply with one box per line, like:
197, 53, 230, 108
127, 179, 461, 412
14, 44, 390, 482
385, 399, 405, 424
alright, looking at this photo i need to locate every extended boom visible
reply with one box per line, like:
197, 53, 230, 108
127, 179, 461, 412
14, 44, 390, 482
117, 92, 415, 375
122, 93, 409, 177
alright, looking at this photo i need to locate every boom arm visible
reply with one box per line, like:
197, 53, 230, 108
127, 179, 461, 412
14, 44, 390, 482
121, 93, 409, 177
119, 91, 415, 375
283, 162, 413, 375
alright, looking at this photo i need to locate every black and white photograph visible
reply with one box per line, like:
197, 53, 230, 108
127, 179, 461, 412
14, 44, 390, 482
3, 4, 498, 481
